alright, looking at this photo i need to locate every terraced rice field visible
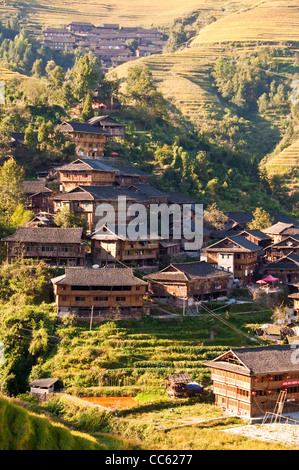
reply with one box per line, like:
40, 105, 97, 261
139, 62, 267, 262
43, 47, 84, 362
6, 0, 258, 30
263, 140, 299, 187
113, 45, 228, 125
192, 1, 299, 45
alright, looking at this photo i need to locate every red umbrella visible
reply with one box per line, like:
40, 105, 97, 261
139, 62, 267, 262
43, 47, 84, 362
262, 275, 279, 282
256, 280, 267, 285
110, 152, 119, 156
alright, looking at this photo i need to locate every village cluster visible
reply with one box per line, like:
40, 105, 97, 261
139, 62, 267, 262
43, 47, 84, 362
5, 112, 299, 321
43, 21, 168, 70
5, 107, 299, 423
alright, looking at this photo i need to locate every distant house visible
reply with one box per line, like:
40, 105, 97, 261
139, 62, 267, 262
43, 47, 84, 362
112, 166, 152, 187
90, 224, 159, 267
264, 253, 299, 284
264, 235, 299, 263
239, 230, 272, 250
58, 121, 109, 158
225, 211, 254, 230
88, 115, 126, 140
4, 227, 85, 266
57, 158, 117, 192
204, 235, 260, 284
51, 267, 147, 318
145, 261, 231, 306
22, 181, 53, 214
263, 222, 298, 244
52, 185, 137, 233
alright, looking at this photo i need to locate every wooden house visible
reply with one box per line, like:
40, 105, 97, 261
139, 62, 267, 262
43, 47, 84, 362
264, 235, 299, 263
263, 222, 298, 244
239, 230, 272, 250
52, 185, 137, 233
166, 374, 203, 398
4, 227, 85, 266
22, 181, 53, 214
90, 224, 159, 267
58, 158, 117, 192
204, 345, 299, 419
58, 121, 109, 158
264, 253, 299, 284
204, 235, 260, 284
51, 267, 147, 318
146, 261, 231, 306
88, 115, 126, 140
113, 166, 151, 187
225, 211, 254, 230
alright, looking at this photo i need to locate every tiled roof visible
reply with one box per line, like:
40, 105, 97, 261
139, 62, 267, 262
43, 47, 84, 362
204, 345, 299, 375
146, 261, 230, 282
266, 252, 299, 270
58, 159, 117, 172
4, 227, 83, 244
22, 181, 52, 195
59, 121, 109, 135
264, 222, 295, 234
51, 267, 147, 286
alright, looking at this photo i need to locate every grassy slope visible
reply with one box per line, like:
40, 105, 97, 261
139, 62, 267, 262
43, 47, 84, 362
191, 1, 299, 45
0, 394, 102, 450
5, 0, 257, 29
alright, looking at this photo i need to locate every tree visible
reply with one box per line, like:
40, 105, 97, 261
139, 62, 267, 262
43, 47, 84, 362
248, 207, 274, 230
81, 92, 94, 121
55, 206, 87, 230
0, 158, 25, 226
125, 64, 167, 127
71, 53, 103, 101
24, 123, 37, 149
31, 58, 44, 77
203, 203, 228, 230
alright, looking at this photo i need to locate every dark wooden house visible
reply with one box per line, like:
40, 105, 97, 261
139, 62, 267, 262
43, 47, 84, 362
90, 224, 159, 267
264, 235, 299, 263
204, 345, 299, 419
264, 253, 299, 284
146, 261, 231, 306
4, 227, 85, 266
22, 181, 53, 214
51, 267, 147, 318
204, 235, 260, 284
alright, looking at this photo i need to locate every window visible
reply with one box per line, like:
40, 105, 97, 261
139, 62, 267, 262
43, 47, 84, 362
94, 296, 108, 301
75, 296, 85, 301
116, 296, 126, 302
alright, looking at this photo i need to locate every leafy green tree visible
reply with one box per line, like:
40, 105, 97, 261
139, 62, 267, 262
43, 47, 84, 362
125, 64, 167, 127
0, 158, 24, 226
248, 207, 274, 230
71, 53, 103, 101
55, 206, 87, 230
82, 92, 94, 121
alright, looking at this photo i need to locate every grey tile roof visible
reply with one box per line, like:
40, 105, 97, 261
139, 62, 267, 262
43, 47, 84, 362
266, 252, 299, 270
51, 267, 147, 286
205, 345, 299, 376
264, 222, 295, 234
146, 261, 230, 282
22, 181, 52, 195
59, 121, 110, 135
58, 158, 117, 172
4, 227, 83, 244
